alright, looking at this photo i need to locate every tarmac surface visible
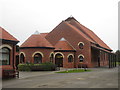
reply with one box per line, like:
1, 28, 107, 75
2, 67, 119, 88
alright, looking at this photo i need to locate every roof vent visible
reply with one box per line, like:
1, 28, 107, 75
65, 16, 75, 22
70, 15, 73, 18
33, 31, 40, 35
60, 37, 66, 41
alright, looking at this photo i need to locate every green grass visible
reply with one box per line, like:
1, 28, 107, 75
56, 69, 91, 73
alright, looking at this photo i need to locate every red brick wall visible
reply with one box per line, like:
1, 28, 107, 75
0, 42, 17, 78
20, 48, 54, 63
53, 52, 75, 68
0, 42, 16, 70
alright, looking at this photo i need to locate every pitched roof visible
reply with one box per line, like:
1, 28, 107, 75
45, 21, 95, 46
0, 27, 19, 41
40, 33, 49, 37
55, 40, 75, 50
65, 22, 95, 43
20, 33, 54, 48
65, 17, 112, 50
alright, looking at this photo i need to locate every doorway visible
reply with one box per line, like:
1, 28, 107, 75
55, 53, 63, 67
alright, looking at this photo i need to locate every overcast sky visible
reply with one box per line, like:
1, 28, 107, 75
1, 0, 119, 52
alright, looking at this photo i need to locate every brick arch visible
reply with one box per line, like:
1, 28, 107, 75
0, 44, 12, 50
78, 42, 85, 46
78, 54, 84, 58
19, 52, 26, 57
49, 52, 54, 57
32, 51, 44, 57
67, 54, 74, 58
54, 52, 64, 58
19, 52, 26, 63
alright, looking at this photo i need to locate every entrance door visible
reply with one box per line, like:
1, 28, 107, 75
55, 53, 63, 67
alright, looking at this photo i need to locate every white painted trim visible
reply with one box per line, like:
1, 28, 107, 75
32, 51, 44, 57
0, 44, 12, 50
49, 52, 54, 57
78, 54, 84, 58
19, 52, 26, 57
54, 52, 64, 58
67, 54, 74, 58
78, 42, 85, 46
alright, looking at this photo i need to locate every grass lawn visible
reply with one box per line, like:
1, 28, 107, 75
56, 69, 91, 73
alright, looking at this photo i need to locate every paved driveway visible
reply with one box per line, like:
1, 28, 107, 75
2, 67, 118, 88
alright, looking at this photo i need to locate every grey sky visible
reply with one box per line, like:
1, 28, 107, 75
1, 0, 119, 52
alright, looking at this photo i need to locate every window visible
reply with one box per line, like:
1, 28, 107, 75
34, 53, 42, 64
20, 53, 25, 63
0, 47, 10, 65
78, 42, 84, 49
50, 53, 54, 63
68, 55, 73, 62
79, 56, 84, 62
16, 45, 19, 52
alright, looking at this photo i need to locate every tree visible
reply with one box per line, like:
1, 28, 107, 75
115, 50, 120, 62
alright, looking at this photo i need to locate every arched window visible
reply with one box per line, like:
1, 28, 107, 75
20, 53, 25, 63
78, 42, 84, 49
34, 53, 42, 64
68, 55, 73, 62
50, 53, 54, 63
0, 47, 10, 65
79, 56, 84, 62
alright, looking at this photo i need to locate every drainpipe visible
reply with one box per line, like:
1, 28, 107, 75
13, 45, 15, 70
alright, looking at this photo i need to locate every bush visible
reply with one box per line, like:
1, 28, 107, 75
18, 62, 56, 71
31, 62, 56, 71
18, 64, 31, 71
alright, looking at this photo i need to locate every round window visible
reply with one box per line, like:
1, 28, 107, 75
78, 42, 84, 49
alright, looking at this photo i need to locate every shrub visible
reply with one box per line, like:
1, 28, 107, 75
31, 62, 56, 71
18, 64, 31, 71
18, 62, 56, 71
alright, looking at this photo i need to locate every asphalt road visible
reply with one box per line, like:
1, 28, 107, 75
2, 67, 118, 88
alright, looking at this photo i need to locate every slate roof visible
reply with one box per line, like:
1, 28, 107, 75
0, 27, 19, 42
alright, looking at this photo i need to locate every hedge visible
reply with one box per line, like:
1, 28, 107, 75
18, 62, 56, 71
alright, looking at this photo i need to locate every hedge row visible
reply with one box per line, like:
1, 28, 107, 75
18, 62, 57, 71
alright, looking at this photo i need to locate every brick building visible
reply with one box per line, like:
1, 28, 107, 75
0, 27, 19, 78
20, 17, 114, 68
